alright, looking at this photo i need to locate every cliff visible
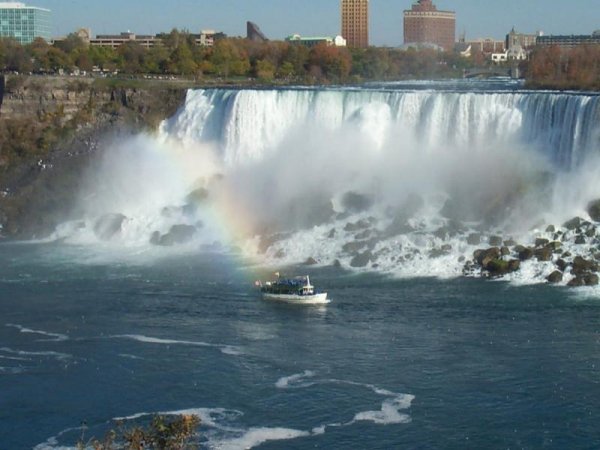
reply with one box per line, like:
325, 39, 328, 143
0, 75, 188, 239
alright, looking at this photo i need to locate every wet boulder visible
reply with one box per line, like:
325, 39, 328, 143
571, 256, 599, 275
350, 250, 374, 268
534, 246, 553, 262
587, 199, 600, 222
344, 219, 371, 232
517, 247, 534, 261
556, 259, 569, 272
153, 224, 197, 246
535, 238, 550, 248
485, 258, 520, 277
341, 191, 373, 213
474, 247, 501, 268
546, 271, 563, 284
467, 233, 481, 245
574, 235, 586, 245
568, 273, 599, 287
429, 244, 452, 259
489, 236, 503, 247
563, 217, 583, 230
546, 225, 556, 233
304, 257, 318, 266
93, 213, 127, 240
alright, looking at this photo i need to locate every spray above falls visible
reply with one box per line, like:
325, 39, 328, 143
58, 84, 600, 284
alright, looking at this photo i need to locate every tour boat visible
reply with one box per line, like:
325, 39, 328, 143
257, 275, 329, 305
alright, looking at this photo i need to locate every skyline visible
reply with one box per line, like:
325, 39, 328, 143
26, 0, 600, 45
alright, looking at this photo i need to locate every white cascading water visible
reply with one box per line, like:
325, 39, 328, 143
56, 84, 600, 284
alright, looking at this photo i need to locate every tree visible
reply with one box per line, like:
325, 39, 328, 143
308, 44, 351, 82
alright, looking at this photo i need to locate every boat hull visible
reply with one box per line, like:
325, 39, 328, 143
262, 292, 329, 305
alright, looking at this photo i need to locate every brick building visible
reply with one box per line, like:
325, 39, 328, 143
403, 0, 455, 51
341, 0, 369, 48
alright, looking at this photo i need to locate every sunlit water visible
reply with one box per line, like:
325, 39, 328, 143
1, 243, 600, 449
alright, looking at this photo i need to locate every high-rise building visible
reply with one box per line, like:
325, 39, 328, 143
403, 0, 455, 51
341, 0, 369, 48
0, 2, 51, 44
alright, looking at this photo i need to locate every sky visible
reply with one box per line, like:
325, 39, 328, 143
31, 0, 600, 45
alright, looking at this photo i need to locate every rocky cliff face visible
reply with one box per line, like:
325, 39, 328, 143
0, 75, 187, 239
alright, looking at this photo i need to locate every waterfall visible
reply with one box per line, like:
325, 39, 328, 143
55, 83, 600, 284
160, 87, 600, 169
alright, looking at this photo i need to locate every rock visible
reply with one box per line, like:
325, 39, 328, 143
434, 227, 449, 240
458, 255, 466, 263
534, 246, 553, 262
574, 235, 586, 245
344, 219, 370, 232
562, 251, 572, 258
485, 258, 521, 276
350, 251, 374, 268
587, 199, 600, 222
342, 240, 375, 254
572, 256, 599, 275
185, 187, 209, 204
467, 233, 481, 245
508, 259, 521, 272
568, 273, 599, 287
568, 277, 586, 287
327, 229, 336, 239
518, 247, 534, 261
546, 225, 556, 233
93, 213, 126, 240
585, 227, 596, 238
332, 259, 342, 268
341, 191, 373, 213
150, 230, 161, 245
584, 273, 600, 286
501, 246, 510, 256
274, 249, 285, 259
547, 271, 563, 283
485, 259, 509, 275
355, 229, 372, 240
564, 217, 583, 230
430, 245, 452, 258
547, 241, 562, 251
489, 236, 503, 246
383, 216, 414, 237
504, 239, 517, 247
304, 257, 318, 265
474, 247, 501, 266
556, 259, 569, 271
154, 224, 197, 246
535, 238, 550, 248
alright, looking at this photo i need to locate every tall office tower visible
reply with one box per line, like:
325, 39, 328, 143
0, 2, 51, 44
404, 0, 456, 51
341, 0, 369, 48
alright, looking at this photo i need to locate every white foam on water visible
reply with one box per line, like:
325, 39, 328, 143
275, 370, 316, 389
117, 353, 144, 360
275, 371, 415, 431
352, 395, 415, 425
212, 427, 311, 450
110, 334, 243, 356
6, 324, 69, 342
0, 347, 71, 360
0, 366, 26, 374
33, 426, 82, 450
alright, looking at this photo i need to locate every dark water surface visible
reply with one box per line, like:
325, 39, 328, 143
1, 243, 599, 449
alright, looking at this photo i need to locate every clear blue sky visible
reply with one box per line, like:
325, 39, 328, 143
33, 0, 600, 45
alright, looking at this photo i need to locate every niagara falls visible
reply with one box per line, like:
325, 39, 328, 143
2, 1, 600, 447
2, 78, 600, 449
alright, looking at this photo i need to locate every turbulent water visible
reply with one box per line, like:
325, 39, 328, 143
51, 79, 600, 286
3, 80, 600, 448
